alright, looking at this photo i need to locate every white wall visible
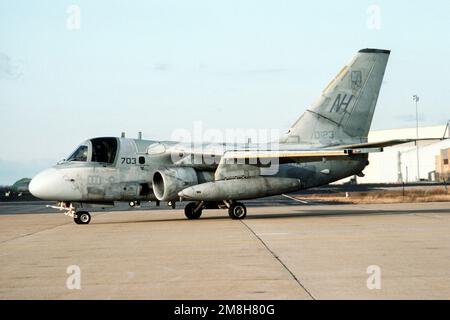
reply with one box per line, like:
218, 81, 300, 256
400, 139, 450, 182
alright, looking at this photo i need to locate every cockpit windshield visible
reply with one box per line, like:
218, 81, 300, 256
67, 145, 88, 162
91, 137, 118, 164
65, 138, 118, 164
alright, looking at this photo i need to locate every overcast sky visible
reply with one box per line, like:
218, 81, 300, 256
1, 0, 450, 184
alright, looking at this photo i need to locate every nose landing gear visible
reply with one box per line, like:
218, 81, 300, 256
46, 202, 92, 225
74, 211, 91, 225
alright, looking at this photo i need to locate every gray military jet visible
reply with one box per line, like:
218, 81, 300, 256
29, 48, 436, 224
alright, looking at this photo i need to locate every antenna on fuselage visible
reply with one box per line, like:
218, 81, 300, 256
121, 132, 126, 138
138, 132, 142, 140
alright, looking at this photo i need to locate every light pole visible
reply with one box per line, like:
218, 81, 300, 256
413, 94, 420, 181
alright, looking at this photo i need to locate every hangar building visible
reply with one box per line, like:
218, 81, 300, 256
346, 122, 450, 184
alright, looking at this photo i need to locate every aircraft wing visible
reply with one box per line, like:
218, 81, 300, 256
215, 149, 356, 180
172, 138, 448, 174
217, 137, 448, 169
334, 138, 447, 150
223, 150, 350, 162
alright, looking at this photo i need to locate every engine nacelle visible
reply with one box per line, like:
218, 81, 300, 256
152, 167, 199, 201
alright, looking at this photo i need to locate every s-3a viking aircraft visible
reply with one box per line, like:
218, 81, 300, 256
29, 48, 437, 224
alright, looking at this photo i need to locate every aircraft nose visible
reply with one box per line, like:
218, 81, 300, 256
29, 168, 82, 201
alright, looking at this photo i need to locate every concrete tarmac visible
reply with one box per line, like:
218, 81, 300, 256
0, 202, 449, 299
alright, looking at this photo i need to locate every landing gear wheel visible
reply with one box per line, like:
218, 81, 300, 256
184, 202, 202, 220
228, 202, 247, 220
74, 211, 91, 225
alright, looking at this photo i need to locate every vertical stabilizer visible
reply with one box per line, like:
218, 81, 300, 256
283, 48, 390, 145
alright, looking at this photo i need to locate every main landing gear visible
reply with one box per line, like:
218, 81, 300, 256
227, 202, 247, 220
183, 201, 247, 220
184, 202, 203, 219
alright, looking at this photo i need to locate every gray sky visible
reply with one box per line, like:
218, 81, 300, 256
1, 0, 450, 184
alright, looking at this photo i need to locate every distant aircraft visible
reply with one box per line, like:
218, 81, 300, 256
4, 178, 31, 197
28, 48, 442, 224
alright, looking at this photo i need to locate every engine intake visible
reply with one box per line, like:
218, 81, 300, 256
152, 167, 199, 201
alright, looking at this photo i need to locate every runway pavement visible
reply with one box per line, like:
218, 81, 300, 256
0, 201, 449, 299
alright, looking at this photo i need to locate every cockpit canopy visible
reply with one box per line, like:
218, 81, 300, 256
66, 137, 118, 164
67, 145, 88, 162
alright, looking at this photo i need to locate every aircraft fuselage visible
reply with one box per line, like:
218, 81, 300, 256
29, 137, 368, 204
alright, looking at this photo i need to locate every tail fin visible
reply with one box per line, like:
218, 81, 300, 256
283, 48, 390, 145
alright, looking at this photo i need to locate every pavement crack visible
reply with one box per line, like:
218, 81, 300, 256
0, 222, 73, 245
413, 213, 442, 219
0, 212, 108, 245
239, 220, 316, 300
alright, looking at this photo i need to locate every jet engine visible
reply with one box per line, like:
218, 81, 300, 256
152, 167, 200, 201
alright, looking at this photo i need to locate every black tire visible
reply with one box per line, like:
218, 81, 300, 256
75, 211, 91, 225
184, 202, 202, 219
228, 202, 247, 220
